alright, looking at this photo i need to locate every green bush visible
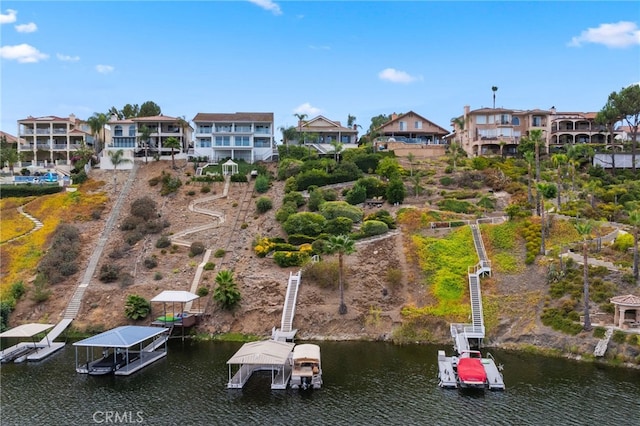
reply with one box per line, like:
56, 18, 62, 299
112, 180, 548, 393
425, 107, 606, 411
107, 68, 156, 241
203, 262, 216, 270
611, 330, 627, 344
325, 217, 354, 235
345, 183, 367, 205
612, 233, 633, 252
361, 220, 389, 237
302, 259, 339, 289
213, 270, 241, 309
256, 196, 273, 213
274, 251, 309, 267
364, 210, 396, 229
0, 184, 64, 198
200, 185, 211, 193
287, 234, 317, 245
131, 196, 158, 220
10, 281, 26, 300
386, 179, 406, 204
439, 176, 455, 186
230, 173, 248, 183
283, 191, 306, 207
143, 256, 158, 269
154, 272, 163, 280
283, 212, 327, 237
99, 264, 120, 283
197, 286, 209, 297
254, 175, 270, 193
276, 201, 298, 223
0, 300, 14, 332
156, 235, 171, 248
319, 201, 364, 223
190, 241, 206, 256
124, 295, 151, 320
214, 249, 225, 258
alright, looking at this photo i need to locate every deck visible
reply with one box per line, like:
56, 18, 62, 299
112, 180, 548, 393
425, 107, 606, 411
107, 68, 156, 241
482, 356, 505, 390
114, 350, 167, 376
437, 350, 458, 389
1, 342, 66, 363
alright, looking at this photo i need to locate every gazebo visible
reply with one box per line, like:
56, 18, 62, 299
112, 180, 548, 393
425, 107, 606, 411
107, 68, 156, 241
222, 159, 238, 176
610, 294, 640, 329
150, 290, 201, 340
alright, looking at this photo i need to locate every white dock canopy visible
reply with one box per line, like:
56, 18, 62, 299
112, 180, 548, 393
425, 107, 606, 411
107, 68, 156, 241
73, 326, 167, 348
150, 290, 199, 303
227, 340, 295, 365
292, 344, 321, 362
0, 323, 54, 339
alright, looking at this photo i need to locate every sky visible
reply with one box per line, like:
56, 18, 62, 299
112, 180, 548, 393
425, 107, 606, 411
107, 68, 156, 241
1, 1, 639, 139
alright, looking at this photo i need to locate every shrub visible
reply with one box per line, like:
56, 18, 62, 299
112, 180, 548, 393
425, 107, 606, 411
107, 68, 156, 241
308, 189, 326, 211
109, 245, 129, 259
213, 249, 226, 258
256, 196, 273, 213
287, 234, 317, 245
386, 268, 402, 289
276, 201, 298, 223
31, 274, 51, 302
255, 175, 270, 193
130, 196, 158, 220
125, 230, 145, 245
612, 233, 633, 252
364, 210, 396, 229
386, 179, 406, 204
99, 264, 120, 283
346, 183, 367, 205
611, 330, 627, 344
230, 173, 248, 183
187, 190, 196, 196
302, 259, 339, 289
197, 286, 209, 297
10, 281, 26, 300
283, 212, 327, 237
439, 176, 455, 186
190, 241, 206, 256
274, 250, 309, 267
325, 217, 354, 235
0, 300, 14, 332
156, 235, 171, 248
124, 295, 151, 320
121, 215, 144, 231
254, 237, 276, 257
201, 185, 211, 194
213, 270, 241, 309
283, 191, 306, 207
319, 201, 364, 223
119, 272, 134, 287
203, 262, 216, 270
361, 220, 389, 237
154, 272, 163, 280
143, 256, 158, 269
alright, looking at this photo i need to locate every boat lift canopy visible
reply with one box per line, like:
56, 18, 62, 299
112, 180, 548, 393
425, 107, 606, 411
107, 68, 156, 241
73, 326, 167, 348
0, 323, 54, 340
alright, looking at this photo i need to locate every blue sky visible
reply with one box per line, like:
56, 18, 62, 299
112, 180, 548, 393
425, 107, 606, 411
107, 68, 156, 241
1, 1, 638, 138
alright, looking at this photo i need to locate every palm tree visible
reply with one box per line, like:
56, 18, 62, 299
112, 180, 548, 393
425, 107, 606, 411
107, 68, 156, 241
164, 136, 181, 169
551, 153, 567, 210
325, 234, 356, 315
347, 114, 356, 127
87, 112, 109, 154
214, 269, 241, 309
138, 125, 152, 164
524, 151, 535, 205
529, 129, 543, 182
279, 125, 297, 150
537, 183, 547, 255
407, 152, 415, 177
492, 86, 498, 109
628, 210, 640, 283
452, 116, 467, 145
329, 140, 343, 162
448, 142, 462, 171
294, 113, 308, 144
574, 220, 593, 331
107, 149, 131, 189
409, 173, 423, 197
176, 116, 190, 152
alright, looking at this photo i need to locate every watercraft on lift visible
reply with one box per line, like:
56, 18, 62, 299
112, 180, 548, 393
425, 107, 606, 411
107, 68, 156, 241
289, 344, 322, 390
437, 349, 504, 391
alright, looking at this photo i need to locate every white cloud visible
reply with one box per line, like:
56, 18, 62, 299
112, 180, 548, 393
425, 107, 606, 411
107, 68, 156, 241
568, 21, 640, 48
15, 22, 37, 33
57, 53, 80, 62
248, 0, 282, 16
0, 9, 17, 24
309, 45, 330, 51
293, 103, 322, 117
0, 43, 48, 63
96, 64, 114, 74
378, 68, 421, 84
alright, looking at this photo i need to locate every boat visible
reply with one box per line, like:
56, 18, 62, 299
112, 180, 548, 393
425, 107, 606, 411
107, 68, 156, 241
87, 350, 140, 376
289, 344, 322, 390
454, 350, 487, 389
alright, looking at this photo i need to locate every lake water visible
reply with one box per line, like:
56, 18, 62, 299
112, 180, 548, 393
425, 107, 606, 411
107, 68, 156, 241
1, 340, 639, 425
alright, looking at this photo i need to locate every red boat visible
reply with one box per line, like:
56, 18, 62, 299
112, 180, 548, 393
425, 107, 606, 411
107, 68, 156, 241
455, 350, 487, 389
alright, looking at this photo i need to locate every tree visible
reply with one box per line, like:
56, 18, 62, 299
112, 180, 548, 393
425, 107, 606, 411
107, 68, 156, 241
574, 220, 593, 331
609, 84, 640, 173
447, 142, 464, 171
524, 151, 535, 205
279, 125, 297, 150
628, 210, 640, 283
408, 173, 423, 197
121, 103, 140, 119
367, 114, 391, 139
386, 178, 406, 204
138, 125, 152, 164
537, 182, 547, 255
329, 140, 343, 162
406, 152, 415, 177
0, 136, 20, 175
452, 116, 467, 145
213, 270, 241, 309
87, 112, 109, 153
347, 114, 357, 127
551, 153, 567, 210
325, 234, 356, 315
294, 113, 308, 134
107, 149, 131, 189
176, 116, 190, 151
71, 141, 95, 170
164, 136, 181, 169
492, 86, 498, 109
138, 101, 162, 117
596, 98, 621, 173
376, 156, 401, 179
108, 106, 123, 120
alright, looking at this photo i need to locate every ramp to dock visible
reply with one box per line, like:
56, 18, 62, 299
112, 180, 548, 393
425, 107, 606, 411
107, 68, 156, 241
482, 354, 505, 390
272, 271, 301, 341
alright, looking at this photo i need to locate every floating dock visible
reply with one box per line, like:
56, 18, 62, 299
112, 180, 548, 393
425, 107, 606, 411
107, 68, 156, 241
0, 323, 66, 363
227, 340, 295, 390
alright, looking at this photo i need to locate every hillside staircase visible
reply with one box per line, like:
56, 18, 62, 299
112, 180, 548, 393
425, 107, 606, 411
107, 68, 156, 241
272, 271, 301, 342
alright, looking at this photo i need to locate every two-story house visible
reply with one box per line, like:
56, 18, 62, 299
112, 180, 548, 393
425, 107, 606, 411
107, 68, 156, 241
374, 111, 449, 145
192, 112, 275, 163
295, 115, 359, 145
17, 114, 94, 168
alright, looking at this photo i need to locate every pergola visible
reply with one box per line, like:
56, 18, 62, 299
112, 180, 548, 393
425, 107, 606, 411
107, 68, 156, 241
610, 294, 640, 328
222, 159, 238, 176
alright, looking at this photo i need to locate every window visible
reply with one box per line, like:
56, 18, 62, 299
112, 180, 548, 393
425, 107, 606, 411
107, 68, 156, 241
476, 116, 487, 124
197, 125, 212, 134
235, 125, 251, 133
399, 121, 406, 131
255, 125, 270, 134
414, 121, 422, 129
114, 125, 123, 137
198, 138, 211, 148
128, 125, 136, 137
215, 124, 232, 132
500, 114, 510, 125
234, 136, 250, 146
532, 116, 543, 127
215, 136, 230, 146
512, 117, 520, 125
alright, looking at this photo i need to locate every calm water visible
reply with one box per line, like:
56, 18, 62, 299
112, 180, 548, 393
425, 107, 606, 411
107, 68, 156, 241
1, 340, 639, 425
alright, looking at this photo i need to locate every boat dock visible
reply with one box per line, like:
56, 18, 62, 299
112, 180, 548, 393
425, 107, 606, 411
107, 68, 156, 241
482, 355, 505, 390
0, 323, 66, 363
437, 350, 458, 389
227, 340, 295, 390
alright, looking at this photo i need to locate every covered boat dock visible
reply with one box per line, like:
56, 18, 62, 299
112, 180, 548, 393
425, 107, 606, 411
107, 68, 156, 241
0, 323, 64, 363
227, 340, 295, 390
73, 326, 169, 376
150, 291, 202, 339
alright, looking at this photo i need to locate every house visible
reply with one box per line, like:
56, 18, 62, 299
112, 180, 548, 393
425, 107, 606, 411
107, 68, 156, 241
372, 111, 449, 159
102, 114, 193, 169
191, 112, 275, 164
295, 115, 359, 145
17, 114, 94, 168
451, 105, 623, 157
0, 130, 19, 144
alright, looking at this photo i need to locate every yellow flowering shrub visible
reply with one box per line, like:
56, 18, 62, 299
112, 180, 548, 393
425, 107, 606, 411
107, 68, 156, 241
299, 243, 313, 255
253, 237, 276, 257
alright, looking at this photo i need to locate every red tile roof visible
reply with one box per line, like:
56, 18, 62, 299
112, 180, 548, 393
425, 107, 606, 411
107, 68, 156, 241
0, 131, 18, 143
610, 294, 640, 306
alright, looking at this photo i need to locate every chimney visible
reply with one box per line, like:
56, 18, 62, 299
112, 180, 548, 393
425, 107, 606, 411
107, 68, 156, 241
69, 113, 76, 123
391, 113, 397, 120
